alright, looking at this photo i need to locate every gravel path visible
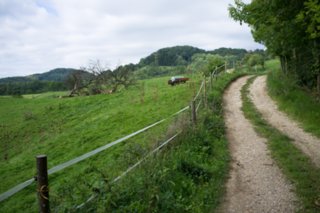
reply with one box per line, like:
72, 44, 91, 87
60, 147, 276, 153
250, 76, 320, 167
219, 76, 297, 213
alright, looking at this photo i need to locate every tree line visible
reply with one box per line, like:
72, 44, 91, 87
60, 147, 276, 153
0, 81, 67, 96
229, 0, 320, 92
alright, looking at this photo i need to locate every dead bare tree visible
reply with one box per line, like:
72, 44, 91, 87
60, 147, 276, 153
65, 70, 94, 96
65, 60, 109, 96
109, 64, 136, 92
65, 60, 135, 96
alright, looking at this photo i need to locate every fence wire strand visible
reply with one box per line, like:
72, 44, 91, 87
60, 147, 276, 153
194, 80, 204, 101
76, 132, 181, 209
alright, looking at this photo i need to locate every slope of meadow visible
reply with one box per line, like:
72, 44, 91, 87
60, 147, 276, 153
0, 75, 200, 211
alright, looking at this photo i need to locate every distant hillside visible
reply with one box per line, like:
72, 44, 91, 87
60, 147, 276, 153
134, 46, 255, 79
30, 68, 78, 82
137, 46, 252, 67
208, 47, 248, 59
0, 68, 78, 83
138, 46, 206, 67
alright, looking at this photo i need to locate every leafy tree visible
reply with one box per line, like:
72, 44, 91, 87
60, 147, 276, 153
229, 0, 320, 92
247, 54, 265, 70
188, 54, 224, 76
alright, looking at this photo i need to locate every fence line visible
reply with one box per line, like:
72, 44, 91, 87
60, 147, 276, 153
0, 110, 186, 202
76, 68, 227, 207
76, 132, 181, 209
196, 99, 202, 112
74, 68, 226, 208
0, 78, 205, 203
194, 80, 204, 101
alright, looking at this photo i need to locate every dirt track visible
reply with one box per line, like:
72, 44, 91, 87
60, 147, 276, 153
219, 76, 297, 212
250, 76, 320, 167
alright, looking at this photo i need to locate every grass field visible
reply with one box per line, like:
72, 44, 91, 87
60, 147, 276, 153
0, 75, 201, 212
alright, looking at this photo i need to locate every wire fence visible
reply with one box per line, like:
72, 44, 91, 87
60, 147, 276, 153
74, 64, 227, 210
76, 132, 181, 209
0, 66, 226, 211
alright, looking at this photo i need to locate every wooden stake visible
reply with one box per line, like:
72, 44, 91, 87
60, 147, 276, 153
36, 155, 50, 213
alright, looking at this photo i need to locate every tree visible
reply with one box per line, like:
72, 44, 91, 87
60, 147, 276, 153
188, 54, 224, 76
297, 0, 320, 93
205, 55, 225, 76
229, 0, 319, 91
65, 70, 94, 96
247, 54, 265, 70
65, 60, 136, 96
108, 64, 136, 92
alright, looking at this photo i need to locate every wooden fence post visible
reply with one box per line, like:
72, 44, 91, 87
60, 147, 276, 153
191, 100, 197, 126
36, 155, 50, 213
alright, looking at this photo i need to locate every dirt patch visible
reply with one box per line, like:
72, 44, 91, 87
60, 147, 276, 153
250, 76, 320, 167
219, 76, 297, 212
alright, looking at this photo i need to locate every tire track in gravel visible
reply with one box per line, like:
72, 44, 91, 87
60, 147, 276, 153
250, 76, 320, 167
219, 76, 297, 213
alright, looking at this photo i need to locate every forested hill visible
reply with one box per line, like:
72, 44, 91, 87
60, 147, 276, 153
208, 47, 249, 59
137, 45, 250, 67
138, 46, 206, 66
0, 68, 77, 83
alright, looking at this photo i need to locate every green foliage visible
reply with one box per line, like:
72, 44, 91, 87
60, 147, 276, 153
297, 0, 320, 39
134, 65, 187, 79
229, 0, 320, 90
208, 47, 247, 59
188, 54, 224, 76
135, 46, 263, 79
138, 46, 205, 67
246, 53, 265, 71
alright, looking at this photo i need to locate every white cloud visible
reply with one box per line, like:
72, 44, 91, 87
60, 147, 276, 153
0, 0, 263, 78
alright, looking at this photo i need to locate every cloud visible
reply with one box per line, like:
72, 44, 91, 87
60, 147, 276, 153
0, 0, 263, 78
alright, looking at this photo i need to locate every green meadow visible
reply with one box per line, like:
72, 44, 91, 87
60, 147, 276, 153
0, 75, 200, 212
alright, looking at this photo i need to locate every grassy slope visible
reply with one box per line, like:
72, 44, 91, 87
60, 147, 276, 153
0, 75, 200, 212
267, 60, 320, 137
72, 72, 245, 212
242, 75, 320, 212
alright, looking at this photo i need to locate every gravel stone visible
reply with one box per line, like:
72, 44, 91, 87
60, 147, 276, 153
219, 76, 298, 213
250, 76, 320, 167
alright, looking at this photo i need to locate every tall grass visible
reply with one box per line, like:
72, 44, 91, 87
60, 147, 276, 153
0, 75, 200, 212
266, 60, 320, 137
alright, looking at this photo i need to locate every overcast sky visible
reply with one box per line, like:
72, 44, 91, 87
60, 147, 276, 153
0, 0, 263, 78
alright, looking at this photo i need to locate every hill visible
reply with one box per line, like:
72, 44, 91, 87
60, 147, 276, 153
29, 68, 78, 82
137, 46, 252, 67
138, 45, 206, 66
0, 68, 78, 84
